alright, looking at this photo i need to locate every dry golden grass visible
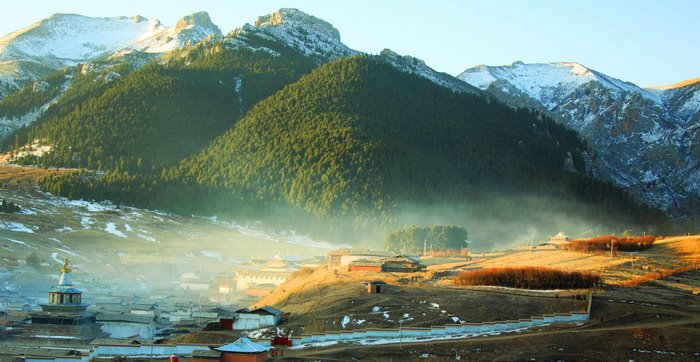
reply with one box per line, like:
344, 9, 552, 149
256, 236, 700, 311
427, 249, 631, 275
655, 235, 700, 263
0, 164, 75, 186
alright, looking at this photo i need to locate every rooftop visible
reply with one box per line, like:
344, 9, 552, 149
251, 306, 283, 317
215, 337, 269, 353
96, 313, 155, 323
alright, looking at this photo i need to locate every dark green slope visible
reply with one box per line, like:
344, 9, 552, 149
3, 41, 317, 171
161, 56, 665, 238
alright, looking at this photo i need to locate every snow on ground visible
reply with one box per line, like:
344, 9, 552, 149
2, 281, 17, 292
0, 221, 36, 233
633, 348, 698, 357
341, 315, 350, 329
201, 250, 222, 258
473, 286, 564, 293
400, 313, 414, 323
50, 252, 62, 264
54, 226, 74, 232
137, 233, 157, 243
1, 236, 37, 249
429, 302, 440, 309
124, 224, 133, 232
57, 248, 87, 260
245, 327, 273, 339
104, 222, 127, 238
80, 217, 94, 229
291, 326, 534, 349
371, 306, 381, 313
49, 237, 62, 245
60, 198, 113, 212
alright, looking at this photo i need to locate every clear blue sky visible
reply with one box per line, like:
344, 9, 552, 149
2, 0, 697, 87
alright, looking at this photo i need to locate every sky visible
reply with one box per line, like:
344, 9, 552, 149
1, 0, 697, 87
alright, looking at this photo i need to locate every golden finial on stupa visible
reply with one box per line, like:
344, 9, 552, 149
61, 259, 71, 273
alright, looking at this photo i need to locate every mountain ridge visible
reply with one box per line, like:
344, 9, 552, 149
0, 8, 690, 236
0, 11, 221, 98
458, 61, 700, 219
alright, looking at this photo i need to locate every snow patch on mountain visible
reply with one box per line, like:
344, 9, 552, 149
0, 221, 36, 233
0, 76, 72, 138
0, 12, 221, 98
380, 49, 479, 94
459, 61, 700, 218
225, 9, 475, 94
226, 8, 356, 63
104, 222, 127, 238
459, 61, 659, 108
0, 12, 220, 67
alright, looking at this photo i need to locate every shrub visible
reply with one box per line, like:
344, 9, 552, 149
632, 327, 657, 342
568, 235, 656, 253
454, 267, 600, 289
619, 265, 699, 287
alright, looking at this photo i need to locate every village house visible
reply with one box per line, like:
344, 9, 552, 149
327, 249, 347, 267
348, 256, 423, 273
213, 273, 236, 294
379, 256, 422, 272
328, 248, 394, 268
179, 273, 212, 291
214, 336, 269, 362
232, 306, 283, 330
348, 259, 383, 272
130, 304, 157, 316
96, 313, 156, 339
547, 232, 572, 248
365, 281, 386, 293
235, 258, 299, 291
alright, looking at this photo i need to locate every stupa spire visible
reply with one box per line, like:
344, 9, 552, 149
58, 259, 72, 286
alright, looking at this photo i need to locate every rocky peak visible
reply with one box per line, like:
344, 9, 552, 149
254, 8, 341, 41
459, 60, 700, 218
174, 11, 221, 35
380, 49, 427, 67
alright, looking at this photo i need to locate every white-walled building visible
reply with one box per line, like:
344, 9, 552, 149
232, 306, 283, 330
235, 259, 298, 291
96, 313, 156, 339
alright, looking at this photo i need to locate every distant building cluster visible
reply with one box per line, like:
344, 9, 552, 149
328, 249, 424, 273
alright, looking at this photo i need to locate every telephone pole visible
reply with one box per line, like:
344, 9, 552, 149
610, 238, 614, 258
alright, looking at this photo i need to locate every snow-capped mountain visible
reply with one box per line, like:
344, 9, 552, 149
459, 61, 700, 218
0, 11, 221, 97
231, 8, 357, 62
0, 8, 478, 140
224, 8, 477, 94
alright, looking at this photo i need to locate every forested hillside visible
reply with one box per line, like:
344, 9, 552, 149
2, 39, 316, 171
171, 56, 665, 234
0, 45, 667, 243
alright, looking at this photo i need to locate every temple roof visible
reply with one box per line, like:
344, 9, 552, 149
50, 287, 83, 294
215, 337, 269, 353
